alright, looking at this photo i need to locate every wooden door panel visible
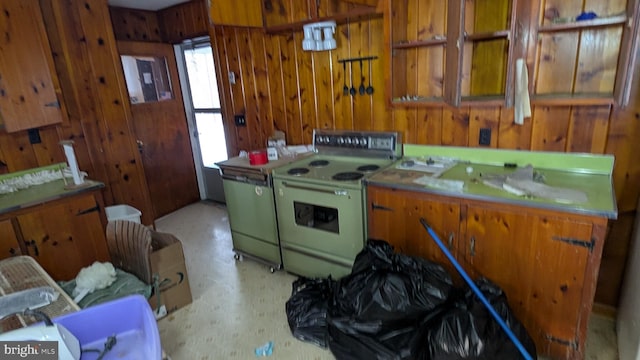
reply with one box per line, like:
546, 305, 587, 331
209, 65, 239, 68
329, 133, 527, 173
0, 0, 64, 132
528, 216, 592, 357
17, 194, 109, 281
368, 187, 461, 275
117, 41, 199, 219
464, 204, 592, 359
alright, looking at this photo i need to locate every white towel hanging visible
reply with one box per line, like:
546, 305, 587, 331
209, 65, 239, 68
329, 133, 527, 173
514, 58, 532, 125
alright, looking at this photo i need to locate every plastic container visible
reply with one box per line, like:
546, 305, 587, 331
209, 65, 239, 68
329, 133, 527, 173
105, 205, 142, 223
53, 295, 162, 359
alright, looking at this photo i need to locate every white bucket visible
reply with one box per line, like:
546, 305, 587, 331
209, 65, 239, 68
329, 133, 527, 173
105, 205, 142, 223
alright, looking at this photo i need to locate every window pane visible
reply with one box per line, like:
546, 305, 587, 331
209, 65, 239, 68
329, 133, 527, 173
121, 55, 173, 104
184, 46, 221, 109
196, 112, 227, 167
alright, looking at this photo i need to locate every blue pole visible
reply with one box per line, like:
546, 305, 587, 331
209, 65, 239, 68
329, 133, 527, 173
420, 218, 533, 360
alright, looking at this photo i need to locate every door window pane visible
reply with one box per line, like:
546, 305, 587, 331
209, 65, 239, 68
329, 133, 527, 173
195, 112, 227, 167
184, 46, 220, 109
121, 55, 173, 104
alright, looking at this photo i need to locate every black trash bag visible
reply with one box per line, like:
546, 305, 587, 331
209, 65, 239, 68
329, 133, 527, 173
285, 276, 336, 348
425, 278, 537, 360
333, 239, 453, 322
327, 309, 445, 360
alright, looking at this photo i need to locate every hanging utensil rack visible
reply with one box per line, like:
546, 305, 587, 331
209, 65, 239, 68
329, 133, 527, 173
338, 56, 378, 96
337, 56, 378, 64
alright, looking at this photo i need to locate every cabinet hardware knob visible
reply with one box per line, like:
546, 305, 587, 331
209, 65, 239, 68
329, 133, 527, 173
448, 232, 454, 249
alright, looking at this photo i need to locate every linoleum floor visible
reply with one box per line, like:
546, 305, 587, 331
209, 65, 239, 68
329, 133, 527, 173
156, 201, 619, 360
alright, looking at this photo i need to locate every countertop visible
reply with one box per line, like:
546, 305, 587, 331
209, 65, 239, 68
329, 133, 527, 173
217, 151, 313, 174
0, 164, 104, 216
366, 145, 617, 219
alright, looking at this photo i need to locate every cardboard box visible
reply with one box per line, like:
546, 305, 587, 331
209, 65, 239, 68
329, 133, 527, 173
147, 232, 192, 314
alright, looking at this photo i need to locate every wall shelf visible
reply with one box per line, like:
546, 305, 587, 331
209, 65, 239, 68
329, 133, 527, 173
538, 15, 627, 33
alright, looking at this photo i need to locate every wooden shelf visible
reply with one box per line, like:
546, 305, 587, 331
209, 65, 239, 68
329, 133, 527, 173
538, 15, 627, 33
464, 30, 510, 41
264, 8, 382, 34
532, 93, 616, 106
392, 38, 447, 49
391, 98, 446, 107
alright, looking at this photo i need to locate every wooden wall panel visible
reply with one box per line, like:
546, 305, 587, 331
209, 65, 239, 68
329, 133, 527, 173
251, 32, 275, 147
441, 107, 469, 146
238, 29, 260, 149
469, 107, 500, 148
109, 7, 162, 42
530, 106, 571, 151
335, 23, 354, 130
566, 106, 610, 153
498, 107, 532, 150
264, 35, 288, 137
296, 32, 317, 142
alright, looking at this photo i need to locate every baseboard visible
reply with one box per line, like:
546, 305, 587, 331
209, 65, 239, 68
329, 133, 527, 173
592, 302, 617, 319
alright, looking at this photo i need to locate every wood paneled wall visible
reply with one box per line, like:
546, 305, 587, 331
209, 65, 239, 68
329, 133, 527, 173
0, 0, 157, 225
210, 16, 640, 307
211, 19, 640, 210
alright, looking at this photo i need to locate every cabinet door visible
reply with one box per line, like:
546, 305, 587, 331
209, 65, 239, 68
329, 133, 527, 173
368, 186, 461, 273
209, 0, 263, 27
17, 194, 110, 281
0, 219, 22, 259
0, 0, 64, 132
464, 204, 593, 359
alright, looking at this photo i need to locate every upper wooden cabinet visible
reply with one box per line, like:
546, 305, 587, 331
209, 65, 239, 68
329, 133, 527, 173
386, 0, 517, 107
209, 0, 263, 27
385, 0, 640, 108
0, 0, 65, 132
532, 0, 640, 106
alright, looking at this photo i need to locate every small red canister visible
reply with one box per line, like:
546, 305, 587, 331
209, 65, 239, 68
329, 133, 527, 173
249, 150, 268, 165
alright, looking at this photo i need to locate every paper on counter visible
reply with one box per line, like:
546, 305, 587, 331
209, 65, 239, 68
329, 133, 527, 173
414, 176, 465, 192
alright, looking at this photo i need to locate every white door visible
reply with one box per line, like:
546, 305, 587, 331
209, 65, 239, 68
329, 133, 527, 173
175, 38, 228, 202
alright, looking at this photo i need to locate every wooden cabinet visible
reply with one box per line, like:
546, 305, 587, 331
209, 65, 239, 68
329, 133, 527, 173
531, 0, 639, 105
0, 219, 22, 260
1, 191, 110, 281
385, 0, 516, 107
368, 187, 462, 278
209, 0, 263, 27
0, 0, 65, 132
385, 0, 639, 107
367, 185, 608, 360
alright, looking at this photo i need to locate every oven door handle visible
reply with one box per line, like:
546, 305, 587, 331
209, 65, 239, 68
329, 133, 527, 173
281, 181, 350, 196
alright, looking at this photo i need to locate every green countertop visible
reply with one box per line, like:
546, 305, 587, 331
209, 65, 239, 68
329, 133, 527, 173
366, 145, 617, 219
0, 164, 104, 216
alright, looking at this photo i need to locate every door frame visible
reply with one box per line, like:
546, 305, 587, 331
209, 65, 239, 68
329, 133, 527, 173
174, 37, 226, 203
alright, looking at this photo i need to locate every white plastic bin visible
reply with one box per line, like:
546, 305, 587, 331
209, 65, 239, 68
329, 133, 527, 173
105, 205, 142, 223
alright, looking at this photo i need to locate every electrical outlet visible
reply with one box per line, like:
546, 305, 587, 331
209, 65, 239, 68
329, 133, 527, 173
234, 115, 246, 127
27, 128, 41, 144
479, 128, 491, 146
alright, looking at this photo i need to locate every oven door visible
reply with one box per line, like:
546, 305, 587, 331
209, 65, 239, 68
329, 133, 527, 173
274, 179, 364, 265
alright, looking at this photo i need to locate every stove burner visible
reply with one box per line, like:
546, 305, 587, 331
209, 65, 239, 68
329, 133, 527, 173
288, 168, 310, 176
357, 164, 380, 172
309, 160, 329, 167
332, 172, 364, 181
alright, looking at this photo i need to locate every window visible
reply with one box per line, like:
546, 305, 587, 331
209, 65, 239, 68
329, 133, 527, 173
182, 40, 228, 167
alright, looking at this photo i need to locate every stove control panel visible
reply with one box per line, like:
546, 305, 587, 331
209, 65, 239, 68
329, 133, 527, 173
313, 130, 402, 159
